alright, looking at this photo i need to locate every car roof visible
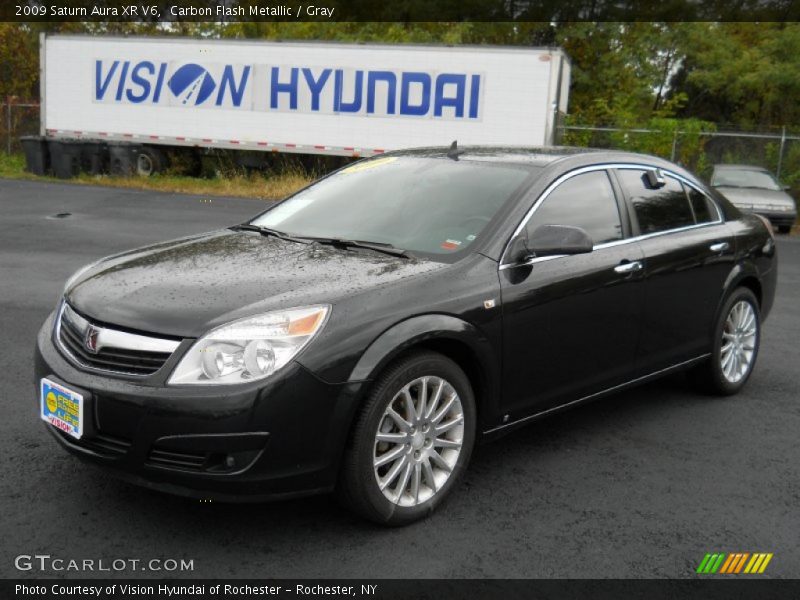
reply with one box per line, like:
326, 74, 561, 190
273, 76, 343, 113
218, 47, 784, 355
384, 145, 668, 168
713, 164, 770, 172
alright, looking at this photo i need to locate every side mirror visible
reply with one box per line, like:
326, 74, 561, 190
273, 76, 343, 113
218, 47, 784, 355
528, 225, 594, 257
507, 234, 531, 264
782, 184, 791, 192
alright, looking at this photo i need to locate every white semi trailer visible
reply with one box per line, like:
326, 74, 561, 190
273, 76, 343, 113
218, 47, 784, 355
38, 34, 570, 175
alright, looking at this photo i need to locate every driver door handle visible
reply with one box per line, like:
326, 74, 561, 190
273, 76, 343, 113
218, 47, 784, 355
710, 242, 730, 253
614, 260, 643, 274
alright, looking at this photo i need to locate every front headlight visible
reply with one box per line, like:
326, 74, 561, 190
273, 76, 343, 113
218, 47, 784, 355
168, 305, 330, 386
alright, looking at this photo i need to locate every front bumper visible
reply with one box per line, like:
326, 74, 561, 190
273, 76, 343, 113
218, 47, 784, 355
752, 209, 796, 229
34, 311, 365, 501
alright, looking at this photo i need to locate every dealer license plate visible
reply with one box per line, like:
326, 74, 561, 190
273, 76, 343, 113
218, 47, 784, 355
40, 378, 83, 439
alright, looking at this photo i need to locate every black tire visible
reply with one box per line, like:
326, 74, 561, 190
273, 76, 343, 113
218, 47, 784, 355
688, 287, 761, 395
777, 224, 792, 234
337, 351, 476, 526
136, 146, 168, 177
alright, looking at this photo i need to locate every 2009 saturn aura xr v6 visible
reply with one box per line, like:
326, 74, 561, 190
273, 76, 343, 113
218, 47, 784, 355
36, 146, 777, 525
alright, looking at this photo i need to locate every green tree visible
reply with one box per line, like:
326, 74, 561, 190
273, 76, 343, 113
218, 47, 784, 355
669, 23, 800, 129
0, 24, 38, 99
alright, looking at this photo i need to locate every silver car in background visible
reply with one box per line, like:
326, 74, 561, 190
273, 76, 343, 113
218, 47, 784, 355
711, 164, 797, 233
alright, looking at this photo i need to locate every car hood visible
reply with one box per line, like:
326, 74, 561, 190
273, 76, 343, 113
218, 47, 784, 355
714, 186, 796, 210
66, 230, 446, 338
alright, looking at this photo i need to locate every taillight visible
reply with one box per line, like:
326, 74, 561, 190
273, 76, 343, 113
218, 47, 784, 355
753, 213, 776, 239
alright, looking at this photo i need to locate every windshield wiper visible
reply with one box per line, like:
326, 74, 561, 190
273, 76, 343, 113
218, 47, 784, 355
230, 224, 308, 244
303, 237, 412, 259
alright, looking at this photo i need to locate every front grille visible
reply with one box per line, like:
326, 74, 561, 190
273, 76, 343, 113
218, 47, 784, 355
147, 447, 207, 471
56, 429, 132, 458
56, 303, 178, 377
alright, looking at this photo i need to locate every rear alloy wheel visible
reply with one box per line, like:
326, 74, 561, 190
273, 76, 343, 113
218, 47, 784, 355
338, 351, 475, 525
720, 300, 758, 384
689, 287, 760, 395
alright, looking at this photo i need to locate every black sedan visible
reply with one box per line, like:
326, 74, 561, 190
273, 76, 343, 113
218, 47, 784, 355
35, 147, 777, 525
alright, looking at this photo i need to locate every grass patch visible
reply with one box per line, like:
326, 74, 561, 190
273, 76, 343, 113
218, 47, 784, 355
0, 152, 312, 201
0, 152, 27, 178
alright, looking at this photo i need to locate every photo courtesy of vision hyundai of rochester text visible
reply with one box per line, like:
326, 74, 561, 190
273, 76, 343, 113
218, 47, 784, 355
36, 146, 777, 525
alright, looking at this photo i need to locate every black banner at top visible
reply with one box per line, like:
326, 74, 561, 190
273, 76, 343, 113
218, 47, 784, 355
3, 0, 800, 22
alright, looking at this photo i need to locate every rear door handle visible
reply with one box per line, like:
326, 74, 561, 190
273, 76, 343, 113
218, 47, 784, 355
614, 260, 643, 274
710, 242, 730, 253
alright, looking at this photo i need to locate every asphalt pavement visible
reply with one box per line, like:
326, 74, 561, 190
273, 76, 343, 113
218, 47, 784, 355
1, 178, 798, 579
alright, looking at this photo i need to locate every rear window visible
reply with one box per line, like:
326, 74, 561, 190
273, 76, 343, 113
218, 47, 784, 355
684, 184, 718, 224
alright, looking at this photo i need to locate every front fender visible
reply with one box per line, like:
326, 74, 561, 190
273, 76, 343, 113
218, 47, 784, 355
349, 313, 495, 381
348, 314, 501, 432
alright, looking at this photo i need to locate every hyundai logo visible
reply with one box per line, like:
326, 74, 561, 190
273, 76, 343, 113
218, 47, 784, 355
167, 63, 217, 105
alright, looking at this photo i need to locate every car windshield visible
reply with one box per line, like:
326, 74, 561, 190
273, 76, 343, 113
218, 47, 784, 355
251, 156, 535, 258
712, 168, 781, 191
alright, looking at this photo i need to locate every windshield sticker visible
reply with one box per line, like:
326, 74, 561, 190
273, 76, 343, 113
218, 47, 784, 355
441, 239, 462, 251
340, 156, 398, 175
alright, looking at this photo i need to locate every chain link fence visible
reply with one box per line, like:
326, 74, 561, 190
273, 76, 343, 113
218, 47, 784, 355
2, 100, 40, 154
3, 101, 800, 196
557, 124, 800, 190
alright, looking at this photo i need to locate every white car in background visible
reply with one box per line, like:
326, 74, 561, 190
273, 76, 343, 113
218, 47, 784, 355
711, 164, 797, 234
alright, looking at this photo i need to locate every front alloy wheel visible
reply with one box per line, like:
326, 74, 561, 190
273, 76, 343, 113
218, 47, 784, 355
373, 376, 465, 507
338, 351, 476, 525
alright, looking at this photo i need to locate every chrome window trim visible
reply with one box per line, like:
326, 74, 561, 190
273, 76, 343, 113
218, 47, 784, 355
499, 162, 724, 270
55, 301, 181, 377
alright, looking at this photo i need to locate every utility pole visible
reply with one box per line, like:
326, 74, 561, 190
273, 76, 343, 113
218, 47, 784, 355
776, 126, 786, 179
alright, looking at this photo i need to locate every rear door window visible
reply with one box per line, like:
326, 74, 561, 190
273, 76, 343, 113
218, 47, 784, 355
616, 169, 695, 234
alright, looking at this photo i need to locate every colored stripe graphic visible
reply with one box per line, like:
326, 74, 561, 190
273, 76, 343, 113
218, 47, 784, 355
698, 553, 773, 574
696, 554, 713, 573
735, 552, 750, 573
719, 554, 736, 574
759, 554, 774, 573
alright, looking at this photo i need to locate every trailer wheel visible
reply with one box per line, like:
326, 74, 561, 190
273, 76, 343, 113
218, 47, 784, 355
136, 146, 167, 177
